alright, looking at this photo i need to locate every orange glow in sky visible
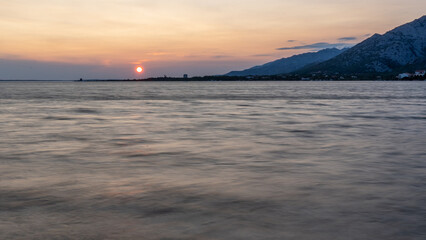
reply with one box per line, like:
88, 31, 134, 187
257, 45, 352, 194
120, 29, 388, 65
0, 0, 425, 79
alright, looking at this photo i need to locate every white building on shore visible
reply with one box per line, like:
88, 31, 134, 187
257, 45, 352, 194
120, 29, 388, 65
414, 70, 425, 77
397, 73, 412, 79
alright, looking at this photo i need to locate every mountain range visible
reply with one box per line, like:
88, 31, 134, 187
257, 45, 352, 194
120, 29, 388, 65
226, 48, 346, 76
226, 15, 426, 76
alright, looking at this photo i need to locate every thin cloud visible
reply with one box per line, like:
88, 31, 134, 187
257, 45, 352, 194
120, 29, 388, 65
252, 54, 275, 57
211, 55, 231, 59
338, 37, 357, 41
287, 40, 297, 43
277, 42, 352, 50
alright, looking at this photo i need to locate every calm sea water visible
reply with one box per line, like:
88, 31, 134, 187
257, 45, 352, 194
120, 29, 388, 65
1, 81, 425, 240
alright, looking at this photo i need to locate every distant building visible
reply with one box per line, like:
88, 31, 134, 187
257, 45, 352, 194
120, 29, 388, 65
414, 70, 425, 76
397, 73, 412, 79
183, 74, 188, 79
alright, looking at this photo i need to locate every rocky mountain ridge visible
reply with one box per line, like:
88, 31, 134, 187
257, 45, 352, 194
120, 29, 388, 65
226, 48, 346, 76
226, 15, 426, 76
300, 16, 426, 74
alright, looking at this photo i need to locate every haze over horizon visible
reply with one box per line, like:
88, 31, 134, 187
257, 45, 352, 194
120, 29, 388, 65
1, 0, 425, 80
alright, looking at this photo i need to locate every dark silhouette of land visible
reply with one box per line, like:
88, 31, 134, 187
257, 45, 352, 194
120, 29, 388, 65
77, 73, 425, 82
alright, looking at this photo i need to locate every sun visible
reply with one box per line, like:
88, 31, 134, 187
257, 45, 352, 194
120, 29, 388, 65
136, 67, 143, 73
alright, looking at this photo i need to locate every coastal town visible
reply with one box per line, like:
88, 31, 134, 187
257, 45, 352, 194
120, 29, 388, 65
397, 70, 426, 80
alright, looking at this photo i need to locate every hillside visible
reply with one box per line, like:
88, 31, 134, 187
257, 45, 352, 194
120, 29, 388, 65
300, 16, 426, 74
226, 48, 346, 76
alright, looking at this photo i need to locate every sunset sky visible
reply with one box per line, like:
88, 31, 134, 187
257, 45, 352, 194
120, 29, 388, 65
0, 0, 425, 79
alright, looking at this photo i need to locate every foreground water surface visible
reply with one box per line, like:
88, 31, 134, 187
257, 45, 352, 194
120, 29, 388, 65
0, 81, 425, 239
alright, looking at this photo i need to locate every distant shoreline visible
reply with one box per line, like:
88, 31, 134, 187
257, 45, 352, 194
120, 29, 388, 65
2, 74, 426, 82
1, 79, 425, 82
77, 79, 426, 82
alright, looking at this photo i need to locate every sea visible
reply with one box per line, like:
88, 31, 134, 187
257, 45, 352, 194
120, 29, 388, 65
0, 81, 425, 240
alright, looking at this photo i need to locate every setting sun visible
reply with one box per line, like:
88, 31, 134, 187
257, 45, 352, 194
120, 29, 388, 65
136, 67, 143, 73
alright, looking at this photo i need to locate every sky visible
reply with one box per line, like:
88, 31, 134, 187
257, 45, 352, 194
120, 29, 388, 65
0, 0, 425, 80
